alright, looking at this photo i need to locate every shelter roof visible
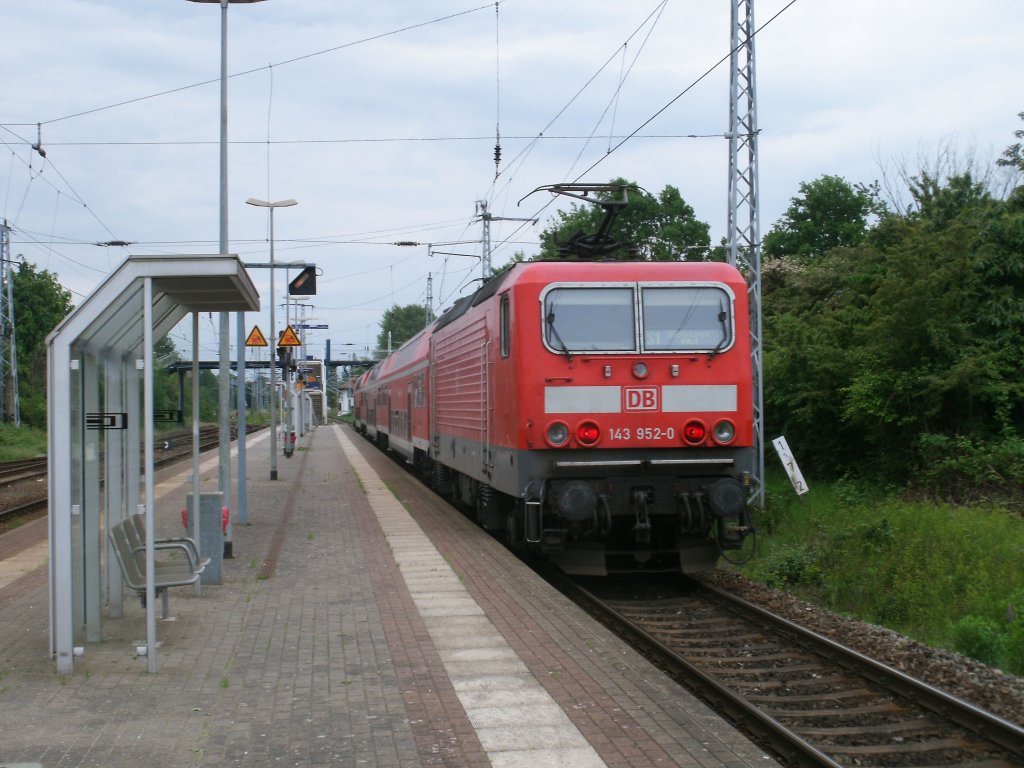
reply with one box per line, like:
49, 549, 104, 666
48, 254, 259, 356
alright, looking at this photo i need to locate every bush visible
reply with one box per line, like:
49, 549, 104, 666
1005, 619, 1024, 675
915, 433, 1024, 505
950, 615, 1005, 666
758, 543, 823, 589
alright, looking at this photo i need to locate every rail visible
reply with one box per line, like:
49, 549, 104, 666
0, 425, 264, 526
552, 572, 1024, 768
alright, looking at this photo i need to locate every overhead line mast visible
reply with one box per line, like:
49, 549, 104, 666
0, 220, 19, 426
475, 200, 537, 281
726, 0, 764, 510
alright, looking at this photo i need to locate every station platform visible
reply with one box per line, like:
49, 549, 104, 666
0, 424, 777, 768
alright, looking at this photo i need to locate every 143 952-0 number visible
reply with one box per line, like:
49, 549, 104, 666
608, 426, 676, 441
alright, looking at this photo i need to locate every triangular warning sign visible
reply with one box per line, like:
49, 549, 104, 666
278, 325, 302, 347
245, 325, 268, 347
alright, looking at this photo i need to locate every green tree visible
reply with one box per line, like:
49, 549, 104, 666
904, 171, 996, 229
537, 178, 711, 261
12, 260, 73, 364
11, 261, 74, 427
763, 171, 1024, 496
762, 175, 882, 261
996, 111, 1024, 173
377, 303, 429, 354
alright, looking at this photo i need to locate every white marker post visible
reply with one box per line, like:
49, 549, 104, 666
772, 436, 809, 496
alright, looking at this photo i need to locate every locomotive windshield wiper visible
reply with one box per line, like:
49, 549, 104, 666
707, 299, 729, 360
546, 312, 573, 361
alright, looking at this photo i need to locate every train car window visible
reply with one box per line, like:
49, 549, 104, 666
641, 286, 733, 352
500, 294, 510, 358
544, 287, 635, 351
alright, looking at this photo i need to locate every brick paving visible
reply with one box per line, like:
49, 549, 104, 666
341, 428, 776, 768
0, 424, 777, 768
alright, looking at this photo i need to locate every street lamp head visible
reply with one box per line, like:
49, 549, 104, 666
246, 198, 298, 208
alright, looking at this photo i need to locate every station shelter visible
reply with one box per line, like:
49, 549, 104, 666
46, 254, 259, 674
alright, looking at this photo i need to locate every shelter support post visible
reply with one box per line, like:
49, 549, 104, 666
192, 313, 203, 597
236, 309, 248, 528
47, 341, 74, 673
143, 277, 157, 673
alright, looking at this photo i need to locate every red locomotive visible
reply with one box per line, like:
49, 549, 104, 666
353, 256, 754, 574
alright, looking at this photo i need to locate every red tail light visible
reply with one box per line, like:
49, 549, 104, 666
576, 420, 600, 446
682, 420, 706, 445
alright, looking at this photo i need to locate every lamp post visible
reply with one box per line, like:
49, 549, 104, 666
186, 0, 268, 529
246, 198, 296, 480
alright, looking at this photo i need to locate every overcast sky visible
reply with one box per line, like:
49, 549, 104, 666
2, 0, 1021, 362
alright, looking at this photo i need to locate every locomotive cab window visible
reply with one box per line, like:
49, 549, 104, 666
641, 286, 734, 352
543, 287, 635, 352
541, 282, 735, 355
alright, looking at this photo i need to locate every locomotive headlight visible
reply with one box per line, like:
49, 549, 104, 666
631, 361, 649, 379
553, 480, 598, 522
576, 420, 601, 446
713, 419, 736, 445
682, 419, 707, 445
546, 421, 570, 447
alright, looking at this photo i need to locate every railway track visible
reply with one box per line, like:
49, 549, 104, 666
557, 574, 1024, 768
0, 425, 259, 526
0, 457, 49, 485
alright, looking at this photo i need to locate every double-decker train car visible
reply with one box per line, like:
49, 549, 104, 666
353, 258, 755, 575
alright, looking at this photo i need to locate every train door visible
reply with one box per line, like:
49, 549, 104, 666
482, 335, 492, 476
406, 384, 412, 441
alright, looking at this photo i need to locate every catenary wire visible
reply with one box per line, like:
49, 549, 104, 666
4, 2, 503, 128
487, 0, 799, 264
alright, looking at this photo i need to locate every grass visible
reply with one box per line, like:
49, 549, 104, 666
0, 423, 47, 461
0, 420, 243, 462
738, 469, 1024, 674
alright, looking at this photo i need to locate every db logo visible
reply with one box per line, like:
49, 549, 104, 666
624, 386, 659, 412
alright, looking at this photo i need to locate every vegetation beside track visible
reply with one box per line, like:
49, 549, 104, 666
738, 469, 1024, 676
0, 423, 47, 461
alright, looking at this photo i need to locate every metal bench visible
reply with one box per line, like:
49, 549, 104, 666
127, 513, 210, 571
108, 519, 205, 619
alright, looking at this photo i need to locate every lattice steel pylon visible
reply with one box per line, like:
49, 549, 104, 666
726, 0, 764, 509
0, 220, 20, 426
476, 200, 493, 281
425, 273, 435, 324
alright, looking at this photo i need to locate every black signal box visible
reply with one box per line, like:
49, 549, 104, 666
288, 266, 317, 296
